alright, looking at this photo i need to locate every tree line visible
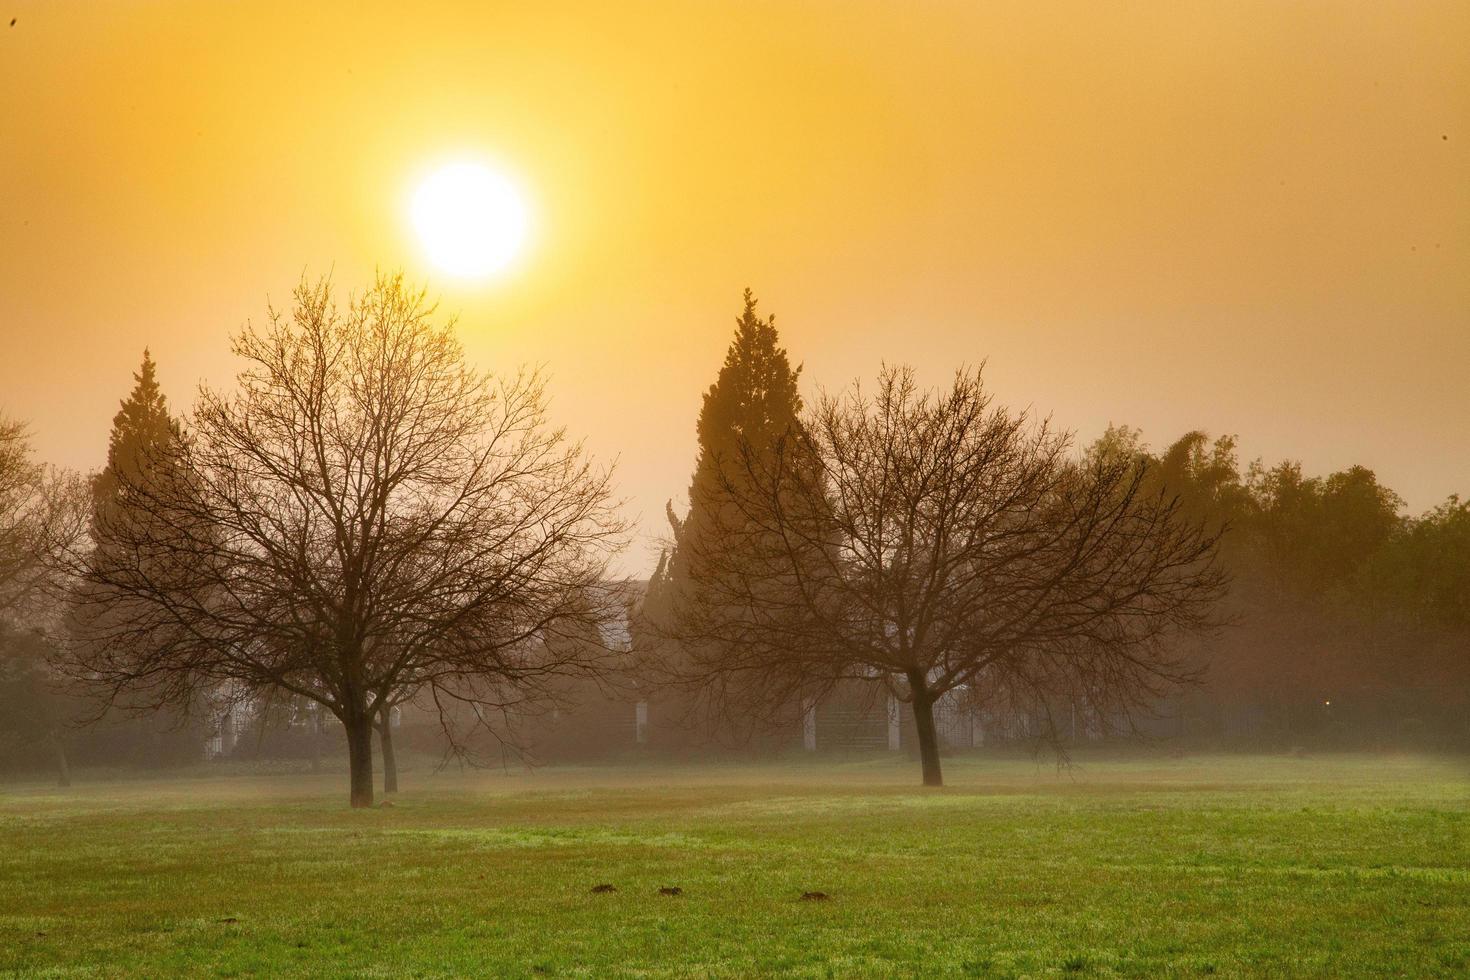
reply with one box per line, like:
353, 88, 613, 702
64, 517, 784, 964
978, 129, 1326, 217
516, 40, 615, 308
1108, 428, 1470, 743
638, 297, 1468, 772
1, 278, 1465, 803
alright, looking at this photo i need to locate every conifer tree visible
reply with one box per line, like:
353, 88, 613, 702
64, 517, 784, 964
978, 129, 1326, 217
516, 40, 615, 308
90, 350, 185, 544
669, 289, 802, 584
643, 291, 805, 731
77, 351, 208, 756
85, 350, 196, 672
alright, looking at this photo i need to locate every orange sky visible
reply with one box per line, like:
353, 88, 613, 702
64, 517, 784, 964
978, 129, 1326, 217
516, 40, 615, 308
2, 1, 1466, 572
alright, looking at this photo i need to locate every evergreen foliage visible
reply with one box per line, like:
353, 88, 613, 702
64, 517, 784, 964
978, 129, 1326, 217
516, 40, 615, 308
645, 289, 803, 642
89, 350, 186, 555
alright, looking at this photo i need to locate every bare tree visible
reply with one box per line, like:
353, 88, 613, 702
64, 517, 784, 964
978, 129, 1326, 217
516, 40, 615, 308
0, 418, 90, 785
666, 366, 1224, 785
0, 417, 39, 618
0, 418, 89, 622
61, 275, 625, 806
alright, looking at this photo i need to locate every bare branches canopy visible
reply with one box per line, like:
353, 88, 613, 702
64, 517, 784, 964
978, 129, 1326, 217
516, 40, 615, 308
63, 275, 625, 806
0, 418, 88, 625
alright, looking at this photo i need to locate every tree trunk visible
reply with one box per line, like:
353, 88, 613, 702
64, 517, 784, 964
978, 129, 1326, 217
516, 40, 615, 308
378, 715, 398, 795
49, 731, 71, 789
345, 711, 375, 808
907, 669, 944, 787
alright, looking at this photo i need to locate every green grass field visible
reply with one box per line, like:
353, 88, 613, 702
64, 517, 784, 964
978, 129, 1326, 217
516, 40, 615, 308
2, 753, 1467, 977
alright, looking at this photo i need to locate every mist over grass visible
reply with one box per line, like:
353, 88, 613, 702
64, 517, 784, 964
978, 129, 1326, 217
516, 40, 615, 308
3, 752, 1467, 977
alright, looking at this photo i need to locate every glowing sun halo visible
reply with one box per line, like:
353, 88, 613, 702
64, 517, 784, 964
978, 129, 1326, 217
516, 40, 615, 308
411, 163, 530, 279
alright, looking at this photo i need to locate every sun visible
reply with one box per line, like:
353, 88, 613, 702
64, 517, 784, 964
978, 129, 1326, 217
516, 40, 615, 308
410, 162, 531, 279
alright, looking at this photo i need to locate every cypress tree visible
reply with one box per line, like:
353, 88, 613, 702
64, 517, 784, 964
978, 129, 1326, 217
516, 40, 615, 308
82, 351, 203, 763
637, 291, 805, 736
665, 289, 802, 610
91, 349, 184, 541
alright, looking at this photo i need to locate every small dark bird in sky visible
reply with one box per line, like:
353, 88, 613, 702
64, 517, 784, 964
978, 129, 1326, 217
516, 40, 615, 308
589, 883, 617, 894
658, 886, 683, 896
9, 18, 16, 26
